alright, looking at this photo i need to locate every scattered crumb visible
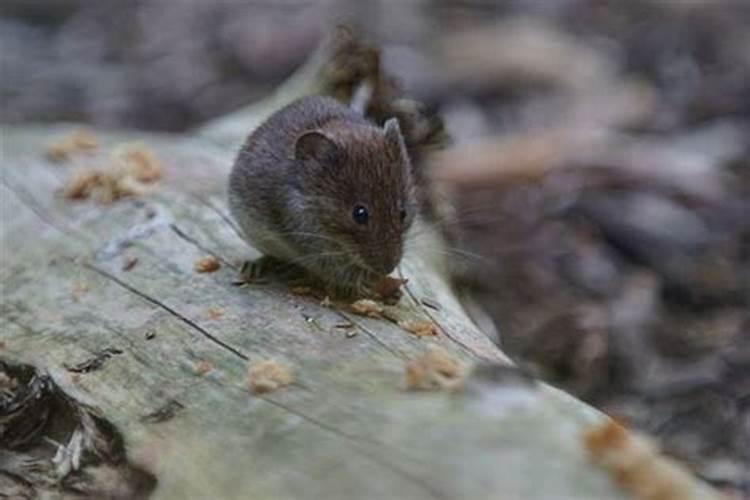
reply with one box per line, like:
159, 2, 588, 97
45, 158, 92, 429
350, 299, 385, 318
399, 320, 439, 337
63, 167, 145, 203
205, 306, 224, 320
61, 142, 161, 204
405, 346, 465, 391
194, 256, 221, 273
290, 286, 313, 296
583, 420, 724, 500
122, 256, 139, 271
71, 282, 89, 300
247, 359, 292, 395
0, 371, 17, 390
46, 129, 98, 162
320, 296, 332, 307
375, 276, 407, 301
113, 143, 163, 182
345, 330, 358, 338
193, 360, 213, 376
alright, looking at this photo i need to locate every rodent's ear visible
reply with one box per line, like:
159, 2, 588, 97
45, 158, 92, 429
384, 118, 407, 155
294, 130, 340, 163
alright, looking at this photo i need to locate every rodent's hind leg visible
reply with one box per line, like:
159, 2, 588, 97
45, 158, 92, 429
235, 255, 308, 286
236, 255, 285, 284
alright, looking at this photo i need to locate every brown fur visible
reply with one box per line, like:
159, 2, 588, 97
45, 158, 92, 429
228, 96, 416, 295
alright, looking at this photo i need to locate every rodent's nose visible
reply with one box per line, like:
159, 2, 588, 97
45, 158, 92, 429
371, 248, 401, 275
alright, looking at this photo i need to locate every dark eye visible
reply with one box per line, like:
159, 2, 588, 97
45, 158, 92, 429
400, 209, 407, 222
352, 204, 369, 225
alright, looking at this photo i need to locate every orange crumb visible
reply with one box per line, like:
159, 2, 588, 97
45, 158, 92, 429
405, 346, 464, 391
194, 256, 221, 273
71, 282, 90, 300
399, 320, 439, 337
205, 306, 224, 320
247, 359, 292, 395
583, 420, 725, 500
46, 129, 98, 162
350, 299, 384, 318
193, 360, 213, 376
114, 143, 163, 183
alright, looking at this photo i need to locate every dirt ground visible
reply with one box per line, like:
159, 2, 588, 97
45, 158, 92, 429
2, 0, 748, 496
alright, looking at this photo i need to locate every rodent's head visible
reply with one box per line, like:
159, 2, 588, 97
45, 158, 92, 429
292, 117, 416, 283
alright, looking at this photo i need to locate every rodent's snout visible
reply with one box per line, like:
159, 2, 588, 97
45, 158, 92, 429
367, 246, 402, 275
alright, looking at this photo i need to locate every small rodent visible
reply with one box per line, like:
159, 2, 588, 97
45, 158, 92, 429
228, 95, 416, 295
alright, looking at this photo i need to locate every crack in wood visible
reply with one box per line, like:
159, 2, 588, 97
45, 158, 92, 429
83, 263, 249, 361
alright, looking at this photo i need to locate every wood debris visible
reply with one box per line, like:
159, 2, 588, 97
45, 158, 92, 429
583, 421, 724, 500
122, 257, 139, 271
399, 320, 439, 338
46, 129, 98, 162
405, 346, 465, 391
247, 359, 292, 395
194, 256, 221, 273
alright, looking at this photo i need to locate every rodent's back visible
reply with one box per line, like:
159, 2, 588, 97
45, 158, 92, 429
228, 96, 368, 258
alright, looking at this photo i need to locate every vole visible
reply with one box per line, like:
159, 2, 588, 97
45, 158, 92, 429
228, 95, 416, 296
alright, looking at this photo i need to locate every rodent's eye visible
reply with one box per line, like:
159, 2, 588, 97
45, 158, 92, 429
399, 209, 407, 223
352, 204, 369, 225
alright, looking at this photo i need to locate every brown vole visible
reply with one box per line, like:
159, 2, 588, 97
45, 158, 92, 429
228, 95, 416, 295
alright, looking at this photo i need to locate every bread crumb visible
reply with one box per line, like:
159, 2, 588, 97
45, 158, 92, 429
205, 306, 224, 320
350, 299, 384, 318
194, 256, 221, 273
583, 420, 724, 500
247, 359, 292, 395
71, 282, 89, 300
193, 361, 213, 376
61, 143, 161, 204
46, 129, 98, 162
405, 346, 465, 391
399, 320, 439, 337
320, 296, 332, 307
113, 143, 163, 182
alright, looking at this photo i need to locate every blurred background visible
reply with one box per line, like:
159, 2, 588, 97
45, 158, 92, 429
2, 0, 748, 496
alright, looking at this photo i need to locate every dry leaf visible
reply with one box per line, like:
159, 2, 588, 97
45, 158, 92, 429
247, 360, 292, 395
